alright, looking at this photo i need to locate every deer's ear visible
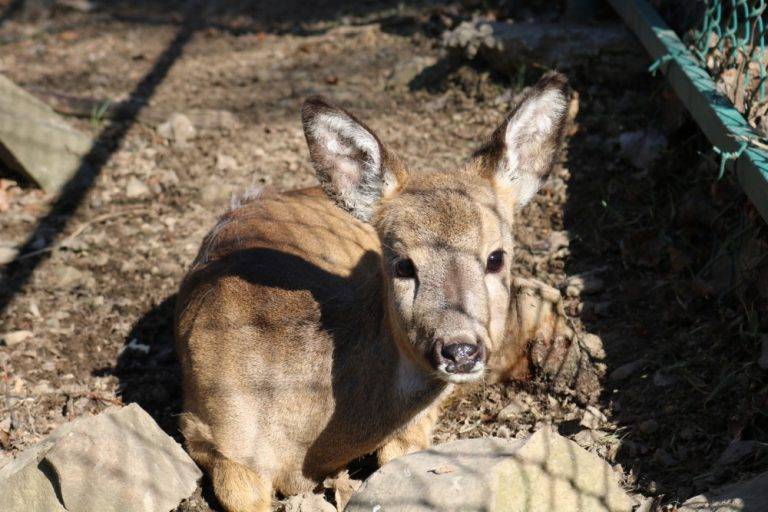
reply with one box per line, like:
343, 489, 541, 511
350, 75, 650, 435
302, 97, 407, 222
474, 72, 569, 207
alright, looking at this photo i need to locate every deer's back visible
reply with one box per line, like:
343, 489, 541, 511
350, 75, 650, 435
174, 188, 385, 478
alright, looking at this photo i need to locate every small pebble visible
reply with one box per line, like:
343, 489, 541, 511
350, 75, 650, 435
652, 370, 676, 387
638, 419, 659, 434
580, 333, 606, 360
2, 330, 33, 346
497, 398, 530, 421
609, 359, 644, 381
125, 176, 150, 199
652, 448, 677, 467
580, 405, 607, 430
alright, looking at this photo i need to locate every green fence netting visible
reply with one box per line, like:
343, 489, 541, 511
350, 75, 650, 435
692, 0, 768, 181
694, 1, 767, 123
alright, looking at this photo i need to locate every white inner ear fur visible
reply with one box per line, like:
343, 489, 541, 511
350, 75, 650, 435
499, 88, 566, 206
310, 111, 391, 220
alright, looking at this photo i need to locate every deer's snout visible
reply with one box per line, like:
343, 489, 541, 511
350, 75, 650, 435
434, 335, 486, 381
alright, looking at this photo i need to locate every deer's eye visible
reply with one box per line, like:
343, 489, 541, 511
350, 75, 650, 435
394, 258, 416, 278
486, 250, 505, 273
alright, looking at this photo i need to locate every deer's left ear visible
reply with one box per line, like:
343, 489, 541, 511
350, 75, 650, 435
475, 72, 569, 207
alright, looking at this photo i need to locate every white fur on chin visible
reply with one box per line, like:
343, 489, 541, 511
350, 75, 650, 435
437, 363, 486, 384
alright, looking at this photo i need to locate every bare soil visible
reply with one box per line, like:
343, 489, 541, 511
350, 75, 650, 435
1, 1, 766, 511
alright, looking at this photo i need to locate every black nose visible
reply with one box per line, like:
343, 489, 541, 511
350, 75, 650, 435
439, 340, 484, 373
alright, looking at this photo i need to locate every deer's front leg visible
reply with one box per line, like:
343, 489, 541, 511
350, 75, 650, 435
377, 405, 441, 465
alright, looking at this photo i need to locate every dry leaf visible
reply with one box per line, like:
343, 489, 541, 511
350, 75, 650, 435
428, 464, 455, 475
0, 179, 14, 212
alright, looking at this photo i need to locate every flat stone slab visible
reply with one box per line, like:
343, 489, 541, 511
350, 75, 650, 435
345, 427, 634, 512
679, 472, 768, 511
0, 403, 202, 512
0, 74, 91, 192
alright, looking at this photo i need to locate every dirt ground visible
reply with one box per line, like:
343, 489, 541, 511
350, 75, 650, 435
1, 1, 767, 511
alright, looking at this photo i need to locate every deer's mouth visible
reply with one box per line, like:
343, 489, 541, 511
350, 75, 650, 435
431, 339, 487, 383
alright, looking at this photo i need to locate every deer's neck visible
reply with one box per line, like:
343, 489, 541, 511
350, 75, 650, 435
330, 268, 448, 437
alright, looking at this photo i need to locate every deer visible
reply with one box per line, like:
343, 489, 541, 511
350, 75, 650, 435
174, 72, 569, 512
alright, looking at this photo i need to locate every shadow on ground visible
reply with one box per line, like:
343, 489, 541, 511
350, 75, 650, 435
563, 67, 768, 498
109, 294, 182, 437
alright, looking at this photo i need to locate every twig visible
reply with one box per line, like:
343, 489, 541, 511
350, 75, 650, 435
730, 132, 768, 151
83, 392, 123, 406
1, 362, 14, 431
15, 207, 151, 261
23, 400, 37, 437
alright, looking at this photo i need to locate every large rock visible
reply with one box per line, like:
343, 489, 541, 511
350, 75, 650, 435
345, 427, 634, 512
0, 74, 92, 192
0, 403, 202, 512
679, 472, 768, 511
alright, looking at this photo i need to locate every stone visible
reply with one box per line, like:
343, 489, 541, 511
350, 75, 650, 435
51, 265, 90, 290
157, 112, 196, 145
679, 471, 768, 511
653, 370, 677, 387
0, 74, 92, 193
638, 419, 659, 435
547, 230, 570, 257
564, 272, 606, 297
716, 440, 768, 466
0, 403, 201, 512
634, 496, 655, 512
386, 56, 437, 89
0, 245, 18, 264
125, 176, 150, 199
2, 330, 33, 346
653, 448, 677, 467
618, 129, 667, 170
580, 405, 608, 430
573, 429, 610, 449
0, 418, 10, 448
346, 427, 634, 512
609, 360, 644, 381
283, 493, 336, 512
216, 153, 239, 172
185, 109, 241, 131
580, 333, 606, 360
200, 179, 235, 206
758, 335, 768, 370
497, 397, 530, 421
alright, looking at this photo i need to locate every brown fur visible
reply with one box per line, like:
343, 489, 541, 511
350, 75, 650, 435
175, 73, 569, 511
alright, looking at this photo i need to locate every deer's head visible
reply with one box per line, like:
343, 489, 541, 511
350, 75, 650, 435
302, 73, 568, 383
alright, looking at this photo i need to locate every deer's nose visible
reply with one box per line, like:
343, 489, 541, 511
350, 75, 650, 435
436, 336, 485, 373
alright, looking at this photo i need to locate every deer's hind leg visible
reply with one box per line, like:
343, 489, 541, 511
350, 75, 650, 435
181, 413, 273, 512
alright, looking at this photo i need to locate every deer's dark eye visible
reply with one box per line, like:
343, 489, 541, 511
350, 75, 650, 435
486, 250, 504, 273
394, 258, 416, 278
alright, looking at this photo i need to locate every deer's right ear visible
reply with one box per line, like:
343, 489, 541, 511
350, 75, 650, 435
302, 97, 407, 223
